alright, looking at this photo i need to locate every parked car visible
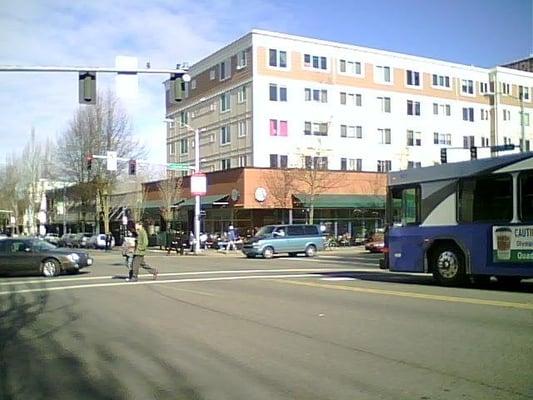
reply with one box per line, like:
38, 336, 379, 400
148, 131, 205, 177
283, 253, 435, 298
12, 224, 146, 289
365, 232, 385, 253
59, 233, 77, 247
242, 224, 326, 259
0, 238, 93, 277
44, 233, 60, 245
71, 233, 93, 248
88, 234, 115, 249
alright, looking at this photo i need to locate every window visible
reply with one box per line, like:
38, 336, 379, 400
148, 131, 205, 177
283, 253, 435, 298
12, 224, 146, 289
407, 130, 421, 146
221, 126, 231, 144
237, 50, 247, 69
378, 128, 391, 144
239, 155, 247, 167
519, 85, 530, 101
432, 74, 451, 88
269, 119, 287, 136
407, 161, 422, 169
209, 69, 215, 80
406, 70, 420, 86
339, 59, 362, 75
520, 139, 531, 152
390, 187, 420, 225
168, 142, 175, 155
520, 112, 530, 126
340, 125, 362, 138
480, 109, 489, 120
269, 84, 287, 101
434, 132, 452, 145
462, 107, 474, 122
461, 79, 474, 95
378, 97, 391, 113
463, 135, 475, 149
340, 92, 362, 106
304, 54, 327, 70
287, 225, 305, 236
305, 88, 327, 102
520, 172, 533, 221
180, 138, 188, 154
479, 82, 488, 93
376, 66, 391, 83
305, 156, 328, 170
191, 79, 197, 90
304, 121, 311, 135
501, 82, 511, 95
340, 158, 362, 171
458, 175, 513, 222
269, 154, 288, 168
481, 137, 489, 147
269, 49, 287, 68
220, 93, 230, 112
221, 159, 231, 170
238, 120, 247, 137
503, 109, 511, 121
433, 103, 438, 115
219, 59, 231, 81
433, 103, 451, 116
504, 136, 512, 145
304, 121, 327, 136
445, 104, 451, 116
407, 100, 421, 116
180, 111, 188, 125
377, 160, 392, 172
238, 85, 247, 103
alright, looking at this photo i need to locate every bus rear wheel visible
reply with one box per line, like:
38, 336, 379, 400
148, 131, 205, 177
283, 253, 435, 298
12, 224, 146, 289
432, 246, 466, 286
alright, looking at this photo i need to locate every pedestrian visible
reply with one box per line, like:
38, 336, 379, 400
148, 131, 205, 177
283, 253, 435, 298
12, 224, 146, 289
105, 232, 112, 251
176, 230, 185, 255
189, 231, 195, 253
122, 230, 135, 272
126, 221, 158, 282
226, 225, 236, 252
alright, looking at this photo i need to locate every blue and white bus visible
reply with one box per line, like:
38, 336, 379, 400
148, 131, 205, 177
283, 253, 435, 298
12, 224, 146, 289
381, 152, 533, 285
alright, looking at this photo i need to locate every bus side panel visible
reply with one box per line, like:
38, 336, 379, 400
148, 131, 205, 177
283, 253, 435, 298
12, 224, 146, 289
387, 226, 426, 272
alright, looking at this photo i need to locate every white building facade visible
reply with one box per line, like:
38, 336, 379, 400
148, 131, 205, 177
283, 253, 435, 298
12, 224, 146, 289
165, 30, 533, 173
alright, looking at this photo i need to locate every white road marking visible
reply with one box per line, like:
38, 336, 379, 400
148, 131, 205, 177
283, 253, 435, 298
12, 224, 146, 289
0, 274, 317, 296
0, 267, 373, 287
321, 277, 357, 281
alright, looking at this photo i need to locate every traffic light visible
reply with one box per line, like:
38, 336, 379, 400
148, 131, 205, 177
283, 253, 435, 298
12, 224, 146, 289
170, 74, 184, 102
470, 146, 477, 160
86, 155, 93, 171
79, 71, 96, 104
128, 159, 137, 176
440, 148, 447, 164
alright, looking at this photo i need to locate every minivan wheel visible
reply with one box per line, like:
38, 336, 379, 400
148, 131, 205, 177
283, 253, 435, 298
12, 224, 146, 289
41, 259, 61, 277
305, 245, 317, 257
262, 247, 274, 259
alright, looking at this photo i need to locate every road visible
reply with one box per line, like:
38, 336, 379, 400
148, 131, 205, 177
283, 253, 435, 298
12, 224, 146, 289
1, 249, 532, 400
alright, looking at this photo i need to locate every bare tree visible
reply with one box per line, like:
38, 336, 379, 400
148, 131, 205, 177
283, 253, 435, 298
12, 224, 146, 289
0, 155, 28, 234
262, 168, 298, 223
21, 128, 43, 234
157, 171, 183, 230
54, 90, 145, 234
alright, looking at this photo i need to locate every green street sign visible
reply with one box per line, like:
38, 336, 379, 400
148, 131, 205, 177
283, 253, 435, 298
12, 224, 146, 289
167, 163, 191, 171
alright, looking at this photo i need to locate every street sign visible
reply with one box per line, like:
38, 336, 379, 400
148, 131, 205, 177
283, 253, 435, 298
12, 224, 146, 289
167, 163, 191, 171
191, 173, 207, 195
107, 151, 118, 171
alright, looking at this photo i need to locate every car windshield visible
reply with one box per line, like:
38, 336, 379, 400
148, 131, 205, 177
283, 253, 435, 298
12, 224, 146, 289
32, 240, 57, 252
255, 226, 275, 237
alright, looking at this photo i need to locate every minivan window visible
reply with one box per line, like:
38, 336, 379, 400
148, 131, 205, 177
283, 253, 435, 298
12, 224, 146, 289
303, 225, 319, 235
287, 225, 305, 236
255, 226, 275, 237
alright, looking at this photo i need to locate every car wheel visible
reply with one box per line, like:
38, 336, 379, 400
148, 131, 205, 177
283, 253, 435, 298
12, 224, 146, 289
432, 246, 466, 286
262, 246, 274, 259
288, 252, 298, 257
41, 258, 61, 277
305, 245, 317, 257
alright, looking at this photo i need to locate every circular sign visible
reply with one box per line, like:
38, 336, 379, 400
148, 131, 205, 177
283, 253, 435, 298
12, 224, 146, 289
254, 187, 267, 202
231, 189, 240, 201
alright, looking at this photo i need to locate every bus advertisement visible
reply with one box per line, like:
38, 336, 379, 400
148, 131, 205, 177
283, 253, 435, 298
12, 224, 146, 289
381, 152, 533, 285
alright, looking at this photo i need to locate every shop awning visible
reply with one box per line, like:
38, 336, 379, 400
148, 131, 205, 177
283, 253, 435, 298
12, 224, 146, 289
177, 194, 229, 207
143, 200, 165, 209
293, 194, 385, 209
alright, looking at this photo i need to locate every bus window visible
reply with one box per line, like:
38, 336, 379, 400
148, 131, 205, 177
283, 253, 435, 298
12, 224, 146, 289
458, 175, 513, 222
390, 187, 419, 226
520, 172, 533, 222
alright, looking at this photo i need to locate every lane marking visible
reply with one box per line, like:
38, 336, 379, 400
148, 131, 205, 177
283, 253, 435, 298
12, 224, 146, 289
275, 280, 533, 311
158, 286, 217, 297
0, 267, 375, 287
0, 274, 316, 296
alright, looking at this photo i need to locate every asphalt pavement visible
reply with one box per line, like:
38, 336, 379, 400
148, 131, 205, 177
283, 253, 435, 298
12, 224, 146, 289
1, 248, 532, 400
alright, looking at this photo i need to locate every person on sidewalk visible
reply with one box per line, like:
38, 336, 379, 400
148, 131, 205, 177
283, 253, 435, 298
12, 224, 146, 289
226, 225, 237, 253
122, 230, 136, 273
126, 221, 158, 282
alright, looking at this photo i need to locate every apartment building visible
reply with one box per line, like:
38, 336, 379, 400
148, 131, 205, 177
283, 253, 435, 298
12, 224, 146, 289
165, 30, 533, 173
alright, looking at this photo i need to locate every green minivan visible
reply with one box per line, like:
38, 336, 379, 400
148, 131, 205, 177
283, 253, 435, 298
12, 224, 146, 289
242, 224, 326, 259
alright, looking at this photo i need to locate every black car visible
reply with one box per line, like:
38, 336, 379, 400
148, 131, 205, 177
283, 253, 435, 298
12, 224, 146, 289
0, 238, 93, 277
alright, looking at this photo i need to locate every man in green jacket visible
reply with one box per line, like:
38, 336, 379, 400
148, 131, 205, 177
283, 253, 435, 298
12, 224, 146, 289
127, 221, 158, 282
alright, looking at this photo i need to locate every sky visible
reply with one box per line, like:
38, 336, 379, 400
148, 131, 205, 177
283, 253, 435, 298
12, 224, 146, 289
0, 0, 531, 165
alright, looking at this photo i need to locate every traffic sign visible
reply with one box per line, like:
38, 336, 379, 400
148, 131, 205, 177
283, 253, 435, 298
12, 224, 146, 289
167, 163, 191, 171
106, 151, 117, 171
191, 173, 207, 195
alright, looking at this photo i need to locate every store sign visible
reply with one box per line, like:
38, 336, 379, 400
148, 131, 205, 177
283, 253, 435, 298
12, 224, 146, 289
493, 226, 533, 263
191, 173, 207, 196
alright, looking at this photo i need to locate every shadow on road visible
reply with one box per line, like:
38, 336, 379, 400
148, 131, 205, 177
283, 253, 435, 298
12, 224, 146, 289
0, 283, 204, 400
315, 270, 533, 293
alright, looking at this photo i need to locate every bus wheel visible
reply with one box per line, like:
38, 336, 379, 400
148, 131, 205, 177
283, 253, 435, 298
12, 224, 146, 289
432, 246, 466, 286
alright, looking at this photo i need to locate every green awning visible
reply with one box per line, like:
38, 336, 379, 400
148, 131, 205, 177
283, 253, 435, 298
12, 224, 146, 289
293, 194, 385, 209
178, 194, 229, 207
143, 200, 165, 209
